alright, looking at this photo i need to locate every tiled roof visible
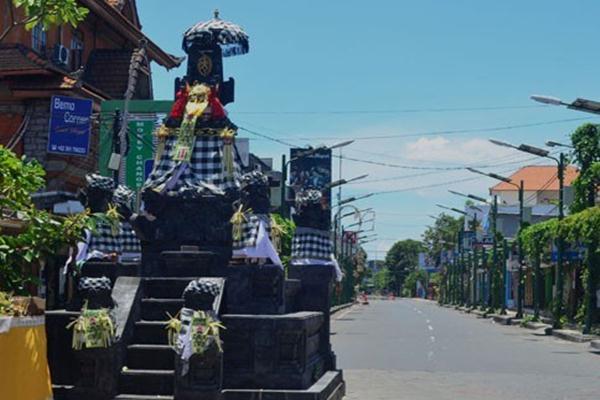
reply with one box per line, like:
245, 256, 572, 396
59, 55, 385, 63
83, 49, 145, 99
0, 44, 49, 73
491, 165, 579, 192
7, 74, 78, 90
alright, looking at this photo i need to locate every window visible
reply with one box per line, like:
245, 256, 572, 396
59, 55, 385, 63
70, 30, 84, 70
31, 23, 47, 53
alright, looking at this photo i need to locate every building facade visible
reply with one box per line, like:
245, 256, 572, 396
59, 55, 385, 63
0, 0, 180, 201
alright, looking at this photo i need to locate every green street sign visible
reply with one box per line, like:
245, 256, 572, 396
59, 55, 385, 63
126, 119, 154, 190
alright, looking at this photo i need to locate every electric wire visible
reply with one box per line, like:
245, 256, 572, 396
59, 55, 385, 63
230, 104, 548, 115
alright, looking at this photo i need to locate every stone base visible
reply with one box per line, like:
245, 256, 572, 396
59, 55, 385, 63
141, 249, 228, 277
224, 264, 285, 314
221, 311, 326, 390
222, 370, 345, 400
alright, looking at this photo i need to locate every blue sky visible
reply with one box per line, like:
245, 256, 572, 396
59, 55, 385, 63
138, 0, 600, 259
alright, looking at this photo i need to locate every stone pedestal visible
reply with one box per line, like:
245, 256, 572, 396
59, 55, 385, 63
225, 264, 284, 314
132, 192, 235, 273
221, 311, 326, 390
175, 344, 223, 400
288, 264, 336, 370
69, 347, 119, 400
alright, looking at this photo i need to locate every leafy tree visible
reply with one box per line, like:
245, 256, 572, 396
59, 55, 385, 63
570, 123, 600, 213
270, 213, 295, 269
384, 239, 424, 295
0, 147, 112, 293
402, 269, 428, 297
372, 268, 392, 293
1, 0, 89, 42
422, 213, 463, 268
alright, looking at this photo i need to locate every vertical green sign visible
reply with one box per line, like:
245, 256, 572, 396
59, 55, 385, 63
126, 120, 154, 190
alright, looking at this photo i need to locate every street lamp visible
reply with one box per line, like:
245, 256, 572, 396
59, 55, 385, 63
490, 139, 565, 326
448, 189, 488, 203
326, 174, 369, 189
448, 189, 499, 311
279, 140, 354, 217
546, 141, 574, 149
336, 193, 374, 207
531, 94, 600, 115
467, 167, 524, 316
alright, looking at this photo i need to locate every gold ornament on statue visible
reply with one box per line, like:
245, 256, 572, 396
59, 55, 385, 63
197, 54, 213, 77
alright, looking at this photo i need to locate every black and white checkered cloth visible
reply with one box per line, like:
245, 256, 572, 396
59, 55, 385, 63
88, 221, 141, 255
144, 136, 241, 194
120, 221, 141, 253
291, 227, 333, 259
86, 173, 114, 192
88, 221, 121, 254
232, 214, 270, 250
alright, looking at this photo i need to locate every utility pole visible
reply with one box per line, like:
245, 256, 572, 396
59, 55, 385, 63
112, 109, 122, 186
517, 179, 525, 318
501, 238, 508, 315
554, 152, 565, 328
280, 154, 287, 217
491, 195, 498, 311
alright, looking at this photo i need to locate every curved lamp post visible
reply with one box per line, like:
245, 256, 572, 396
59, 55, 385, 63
467, 167, 523, 317
490, 139, 565, 327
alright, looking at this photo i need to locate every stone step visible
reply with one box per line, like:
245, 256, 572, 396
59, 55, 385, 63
143, 277, 194, 299
119, 369, 174, 396
114, 395, 173, 400
134, 320, 169, 345
141, 298, 183, 321
127, 344, 175, 370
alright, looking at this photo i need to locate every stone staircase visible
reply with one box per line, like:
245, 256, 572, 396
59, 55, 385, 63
114, 278, 193, 400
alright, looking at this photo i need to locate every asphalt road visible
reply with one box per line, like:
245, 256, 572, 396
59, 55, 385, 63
331, 299, 600, 400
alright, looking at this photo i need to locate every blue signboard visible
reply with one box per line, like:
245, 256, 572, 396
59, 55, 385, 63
47, 95, 92, 156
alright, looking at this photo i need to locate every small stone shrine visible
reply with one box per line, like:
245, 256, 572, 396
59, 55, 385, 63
48, 10, 345, 400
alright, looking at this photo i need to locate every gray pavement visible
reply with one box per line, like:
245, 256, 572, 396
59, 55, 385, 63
332, 299, 600, 400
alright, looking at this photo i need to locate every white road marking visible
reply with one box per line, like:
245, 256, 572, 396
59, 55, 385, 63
426, 319, 431, 324
428, 325, 434, 331
430, 336, 435, 343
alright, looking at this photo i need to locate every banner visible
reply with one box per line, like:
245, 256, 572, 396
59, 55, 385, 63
47, 95, 92, 156
289, 147, 332, 206
125, 120, 155, 190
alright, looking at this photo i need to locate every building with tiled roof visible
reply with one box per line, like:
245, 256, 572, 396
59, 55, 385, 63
0, 0, 181, 197
490, 165, 579, 207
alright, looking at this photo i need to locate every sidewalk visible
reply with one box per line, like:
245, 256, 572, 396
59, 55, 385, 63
437, 301, 600, 345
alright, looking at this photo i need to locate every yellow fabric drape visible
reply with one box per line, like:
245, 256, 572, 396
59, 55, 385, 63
0, 317, 53, 400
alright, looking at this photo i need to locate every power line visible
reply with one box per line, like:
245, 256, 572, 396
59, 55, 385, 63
258, 117, 594, 141
230, 104, 548, 115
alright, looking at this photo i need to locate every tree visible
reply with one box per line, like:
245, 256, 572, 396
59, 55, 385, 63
373, 268, 392, 293
570, 123, 600, 213
1, 0, 89, 42
569, 123, 600, 333
384, 239, 424, 295
402, 269, 428, 297
422, 213, 463, 268
0, 147, 113, 293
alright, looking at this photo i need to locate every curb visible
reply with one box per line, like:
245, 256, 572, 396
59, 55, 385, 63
590, 340, 600, 350
552, 329, 600, 343
331, 302, 355, 315
522, 321, 553, 335
471, 309, 489, 318
490, 313, 514, 325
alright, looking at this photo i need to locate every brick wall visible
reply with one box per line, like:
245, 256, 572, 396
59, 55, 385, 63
0, 101, 25, 155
